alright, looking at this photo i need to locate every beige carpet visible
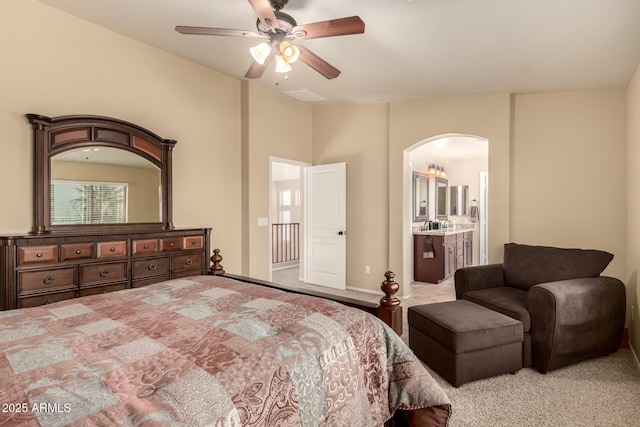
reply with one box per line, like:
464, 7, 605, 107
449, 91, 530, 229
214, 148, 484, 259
272, 267, 640, 426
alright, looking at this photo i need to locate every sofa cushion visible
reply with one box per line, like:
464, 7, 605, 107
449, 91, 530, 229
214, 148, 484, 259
462, 287, 531, 332
503, 243, 613, 290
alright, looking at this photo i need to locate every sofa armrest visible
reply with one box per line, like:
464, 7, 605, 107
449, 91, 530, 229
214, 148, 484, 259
454, 264, 505, 299
527, 276, 626, 373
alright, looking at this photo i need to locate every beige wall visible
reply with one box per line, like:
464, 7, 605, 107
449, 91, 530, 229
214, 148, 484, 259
512, 90, 627, 280
242, 81, 312, 279
312, 104, 390, 291
0, 0, 242, 271
389, 95, 513, 292
627, 65, 640, 357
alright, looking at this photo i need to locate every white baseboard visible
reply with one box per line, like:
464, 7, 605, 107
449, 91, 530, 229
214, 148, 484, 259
346, 285, 383, 297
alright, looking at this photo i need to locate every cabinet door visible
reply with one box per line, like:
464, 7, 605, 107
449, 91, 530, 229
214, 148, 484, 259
464, 237, 473, 267
443, 242, 456, 279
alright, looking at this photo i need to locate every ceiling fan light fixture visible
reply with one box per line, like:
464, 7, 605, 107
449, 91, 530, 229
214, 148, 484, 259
279, 41, 299, 63
275, 54, 292, 73
250, 42, 271, 65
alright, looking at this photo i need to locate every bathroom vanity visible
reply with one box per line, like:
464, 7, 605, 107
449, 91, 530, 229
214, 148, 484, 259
414, 229, 473, 283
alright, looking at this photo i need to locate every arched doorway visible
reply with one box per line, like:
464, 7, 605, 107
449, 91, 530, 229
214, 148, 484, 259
405, 134, 489, 285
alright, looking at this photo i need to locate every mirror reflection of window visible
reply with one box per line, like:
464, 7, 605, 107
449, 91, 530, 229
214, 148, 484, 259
51, 180, 127, 224
50, 147, 161, 225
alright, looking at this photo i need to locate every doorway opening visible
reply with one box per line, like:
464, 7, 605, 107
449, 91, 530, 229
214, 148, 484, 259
269, 158, 347, 290
405, 134, 489, 285
269, 158, 307, 283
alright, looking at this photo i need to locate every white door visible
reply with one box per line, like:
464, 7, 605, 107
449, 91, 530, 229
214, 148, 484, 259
305, 163, 346, 289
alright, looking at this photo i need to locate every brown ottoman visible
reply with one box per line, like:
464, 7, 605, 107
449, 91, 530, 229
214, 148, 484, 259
408, 299, 523, 387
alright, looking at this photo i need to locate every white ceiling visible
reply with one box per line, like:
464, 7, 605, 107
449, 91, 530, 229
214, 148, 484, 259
37, 0, 640, 104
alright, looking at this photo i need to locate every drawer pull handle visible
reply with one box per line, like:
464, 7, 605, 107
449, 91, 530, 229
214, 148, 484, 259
75, 250, 82, 254
148, 264, 157, 271
44, 299, 53, 305
191, 241, 196, 245
102, 290, 108, 294
109, 247, 116, 252
169, 243, 175, 247
144, 245, 149, 249
100, 270, 110, 277
43, 276, 55, 285
185, 259, 193, 266
36, 253, 43, 258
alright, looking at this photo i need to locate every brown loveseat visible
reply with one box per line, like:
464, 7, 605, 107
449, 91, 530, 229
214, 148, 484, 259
454, 243, 626, 373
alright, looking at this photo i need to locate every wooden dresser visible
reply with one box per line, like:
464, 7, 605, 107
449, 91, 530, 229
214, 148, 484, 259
0, 228, 210, 311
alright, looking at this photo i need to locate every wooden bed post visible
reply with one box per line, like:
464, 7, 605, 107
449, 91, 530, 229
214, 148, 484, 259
377, 271, 403, 336
210, 248, 225, 276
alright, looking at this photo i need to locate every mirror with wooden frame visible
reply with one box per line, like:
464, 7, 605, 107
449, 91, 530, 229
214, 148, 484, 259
27, 114, 176, 234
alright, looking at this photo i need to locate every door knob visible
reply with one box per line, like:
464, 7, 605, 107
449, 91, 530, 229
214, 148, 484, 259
338, 231, 346, 236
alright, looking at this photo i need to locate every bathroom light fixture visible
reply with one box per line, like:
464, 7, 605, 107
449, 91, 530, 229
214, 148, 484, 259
427, 163, 446, 177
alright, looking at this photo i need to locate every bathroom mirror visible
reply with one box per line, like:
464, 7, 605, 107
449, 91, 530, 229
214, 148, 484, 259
450, 185, 469, 216
435, 177, 448, 220
413, 171, 429, 222
27, 114, 176, 234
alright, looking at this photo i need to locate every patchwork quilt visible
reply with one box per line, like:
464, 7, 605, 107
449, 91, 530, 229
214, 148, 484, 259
0, 275, 450, 426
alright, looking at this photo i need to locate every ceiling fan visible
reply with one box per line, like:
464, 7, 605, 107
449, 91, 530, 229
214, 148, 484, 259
175, 0, 365, 80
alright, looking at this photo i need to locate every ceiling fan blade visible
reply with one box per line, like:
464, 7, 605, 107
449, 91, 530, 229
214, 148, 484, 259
245, 59, 270, 79
175, 26, 264, 38
298, 46, 341, 79
247, 0, 279, 29
293, 16, 365, 40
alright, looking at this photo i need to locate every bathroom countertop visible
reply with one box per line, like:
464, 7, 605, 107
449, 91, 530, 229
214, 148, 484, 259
413, 227, 474, 236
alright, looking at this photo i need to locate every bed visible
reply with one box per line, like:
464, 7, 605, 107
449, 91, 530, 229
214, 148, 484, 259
0, 256, 451, 426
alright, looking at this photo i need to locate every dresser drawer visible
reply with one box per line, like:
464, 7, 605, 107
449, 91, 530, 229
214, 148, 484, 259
60, 243, 95, 261
79, 261, 128, 285
132, 239, 159, 256
96, 241, 127, 258
18, 245, 58, 265
79, 282, 127, 297
18, 267, 76, 293
182, 235, 204, 250
172, 253, 203, 272
160, 237, 181, 252
18, 291, 77, 308
133, 274, 170, 288
132, 256, 170, 279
